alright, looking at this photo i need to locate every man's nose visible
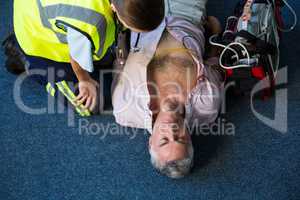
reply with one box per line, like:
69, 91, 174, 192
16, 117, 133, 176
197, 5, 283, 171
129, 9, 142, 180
172, 133, 180, 141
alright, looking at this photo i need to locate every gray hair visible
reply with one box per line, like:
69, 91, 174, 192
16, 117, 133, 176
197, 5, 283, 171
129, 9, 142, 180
149, 142, 194, 179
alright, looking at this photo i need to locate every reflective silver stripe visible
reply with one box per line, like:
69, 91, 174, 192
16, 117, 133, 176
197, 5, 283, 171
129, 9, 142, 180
37, 0, 107, 57
37, 0, 67, 43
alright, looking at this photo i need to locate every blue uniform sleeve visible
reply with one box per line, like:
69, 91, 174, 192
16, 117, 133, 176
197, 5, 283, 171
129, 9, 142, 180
66, 27, 94, 72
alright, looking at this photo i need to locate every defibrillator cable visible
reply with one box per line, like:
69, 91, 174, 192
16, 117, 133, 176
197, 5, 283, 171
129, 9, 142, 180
219, 42, 252, 70
278, 0, 297, 32
209, 34, 251, 70
209, 34, 240, 59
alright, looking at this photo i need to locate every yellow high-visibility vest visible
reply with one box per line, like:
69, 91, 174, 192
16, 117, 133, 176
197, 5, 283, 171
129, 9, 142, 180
14, 0, 116, 63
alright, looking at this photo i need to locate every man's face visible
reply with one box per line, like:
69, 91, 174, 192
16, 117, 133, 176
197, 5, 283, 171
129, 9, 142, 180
149, 111, 191, 165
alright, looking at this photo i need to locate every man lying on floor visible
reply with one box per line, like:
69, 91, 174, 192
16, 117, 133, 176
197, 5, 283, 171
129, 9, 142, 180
112, 0, 224, 178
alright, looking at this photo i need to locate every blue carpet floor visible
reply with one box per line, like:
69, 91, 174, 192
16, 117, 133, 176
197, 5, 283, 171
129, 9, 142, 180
0, 1, 300, 199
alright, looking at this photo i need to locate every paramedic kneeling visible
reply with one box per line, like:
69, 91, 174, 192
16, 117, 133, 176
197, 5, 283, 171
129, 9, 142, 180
4, 0, 164, 112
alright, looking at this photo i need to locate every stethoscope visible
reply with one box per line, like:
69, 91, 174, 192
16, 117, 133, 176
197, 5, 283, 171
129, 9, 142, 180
131, 32, 141, 53
113, 13, 141, 53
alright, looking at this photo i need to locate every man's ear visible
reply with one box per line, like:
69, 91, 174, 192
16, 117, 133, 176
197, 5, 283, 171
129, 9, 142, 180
111, 3, 116, 12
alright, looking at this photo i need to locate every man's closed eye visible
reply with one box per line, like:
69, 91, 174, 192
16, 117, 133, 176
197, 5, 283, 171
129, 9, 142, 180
176, 138, 187, 145
159, 138, 169, 147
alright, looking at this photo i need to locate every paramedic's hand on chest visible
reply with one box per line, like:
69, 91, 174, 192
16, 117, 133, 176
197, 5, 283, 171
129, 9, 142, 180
67, 27, 98, 112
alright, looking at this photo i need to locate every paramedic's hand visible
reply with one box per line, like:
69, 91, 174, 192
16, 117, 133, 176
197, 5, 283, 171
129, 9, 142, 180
75, 79, 99, 112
